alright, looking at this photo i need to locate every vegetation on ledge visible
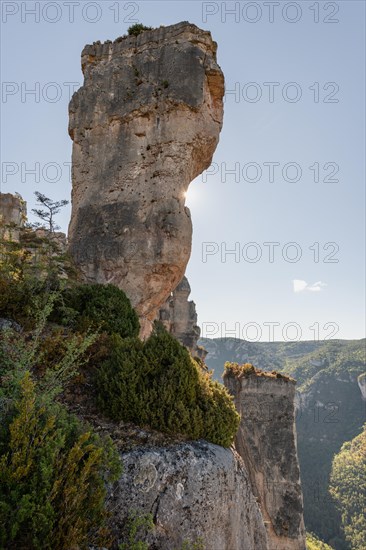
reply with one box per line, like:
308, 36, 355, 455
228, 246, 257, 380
96, 326, 240, 448
0, 295, 121, 549
0, 197, 242, 545
224, 361, 294, 381
127, 23, 153, 36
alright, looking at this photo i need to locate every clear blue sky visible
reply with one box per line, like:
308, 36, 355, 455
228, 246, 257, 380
1, 1, 365, 341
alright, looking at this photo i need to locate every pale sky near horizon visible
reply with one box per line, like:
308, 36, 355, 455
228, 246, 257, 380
1, 1, 365, 341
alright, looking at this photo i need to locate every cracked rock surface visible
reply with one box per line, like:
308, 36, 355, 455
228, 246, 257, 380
68, 22, 224, 334
158, 276, 202, 355
107, 441, 268, 550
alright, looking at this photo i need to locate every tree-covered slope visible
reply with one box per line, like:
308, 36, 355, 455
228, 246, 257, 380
330, 425, 366, 550
306, 533, 333, 550
199, 338, 365, 385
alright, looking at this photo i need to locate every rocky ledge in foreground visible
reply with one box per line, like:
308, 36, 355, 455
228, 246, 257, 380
107, 441, 268, 550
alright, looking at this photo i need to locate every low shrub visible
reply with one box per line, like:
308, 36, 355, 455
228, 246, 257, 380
224, 361, 255, 377
96, 335, 149, 424
0, 275, 51, 329
55, 283, 139, 338
198, 377, 241, 448
0, 299, 121, 549
128, 23, 153, 36
0, 372, 121, 550
96, 328, 240, 447
142, 330, 204, 438
119, 511, 154, 550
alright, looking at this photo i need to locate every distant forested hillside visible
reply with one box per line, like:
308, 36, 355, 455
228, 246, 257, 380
330, 425, 366, 550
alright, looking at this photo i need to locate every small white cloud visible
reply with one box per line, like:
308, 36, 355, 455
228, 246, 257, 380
308, 281, 327, 292
293, 280, 327, 293
293, 279, 308, 293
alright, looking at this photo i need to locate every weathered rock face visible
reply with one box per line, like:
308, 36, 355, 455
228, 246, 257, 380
108, 441, 268, 550
68, 22, 224, 334
0, 193, 68, 280
358, 373, 366, 400
224, 370, 306, 550
0, 193, 26, 242
158, 276, 204, 356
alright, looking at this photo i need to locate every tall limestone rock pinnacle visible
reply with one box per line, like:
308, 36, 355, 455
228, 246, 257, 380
224, 369, 306, 550
68, 22, 224, 335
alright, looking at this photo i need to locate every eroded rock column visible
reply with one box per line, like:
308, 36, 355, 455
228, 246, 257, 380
158, 276, 203, 356
68, 22, 224, 334
224, 369, 306, 550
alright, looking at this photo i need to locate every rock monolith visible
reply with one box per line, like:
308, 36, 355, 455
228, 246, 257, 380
68, 22, 224, 335
224, 369, 306, 550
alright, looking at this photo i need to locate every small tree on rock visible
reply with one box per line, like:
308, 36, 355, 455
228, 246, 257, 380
31, 192, 68, 233
28, 192, 70, 285
127, 23, 152, 37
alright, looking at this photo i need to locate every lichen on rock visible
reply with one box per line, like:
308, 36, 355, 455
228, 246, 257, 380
107, 441, 268, 550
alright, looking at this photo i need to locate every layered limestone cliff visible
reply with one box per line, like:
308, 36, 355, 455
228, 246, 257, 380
68, 22, 224, 336
224, 369, 306, 550
107, 441, 268, 550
